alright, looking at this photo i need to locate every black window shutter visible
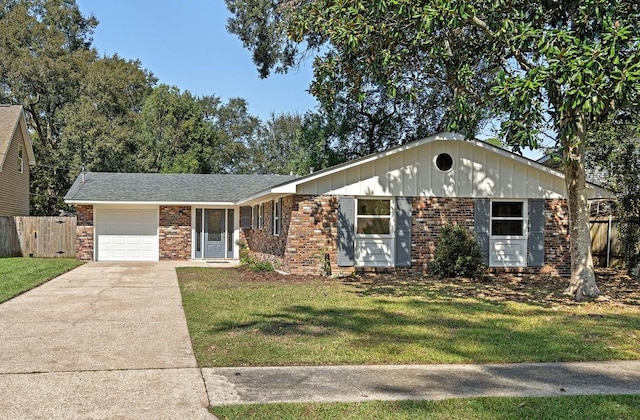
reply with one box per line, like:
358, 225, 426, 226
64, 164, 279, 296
528, 199, 545, 267
474, 199, 490, 265
395, 197, 412, 267
337, 197, 355, 266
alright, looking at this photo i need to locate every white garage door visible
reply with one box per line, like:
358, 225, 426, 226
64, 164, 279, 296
96, 208, 158, 261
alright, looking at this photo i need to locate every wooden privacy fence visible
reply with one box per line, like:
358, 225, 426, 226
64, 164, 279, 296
0, 216, 76, 258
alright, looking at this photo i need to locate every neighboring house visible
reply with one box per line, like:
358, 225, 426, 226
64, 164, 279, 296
0, 105, 36, 216
65, 132, 613, 276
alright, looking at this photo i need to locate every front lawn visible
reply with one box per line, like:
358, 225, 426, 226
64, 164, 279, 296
177, 267, 640, 367
211, 395, 640, 420
0, 257, 83, 303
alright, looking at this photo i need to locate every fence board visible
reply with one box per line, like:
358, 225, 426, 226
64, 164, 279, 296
590, 217, 624, 268
0, 216, 76, 258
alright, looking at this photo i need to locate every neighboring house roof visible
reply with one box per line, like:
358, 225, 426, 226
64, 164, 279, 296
0, 104, 36, 171
537, 149, 612, 188
64, 172, 299, 205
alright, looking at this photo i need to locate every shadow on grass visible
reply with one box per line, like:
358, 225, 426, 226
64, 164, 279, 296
343, 270, 640, 307
208, 299, 640, 363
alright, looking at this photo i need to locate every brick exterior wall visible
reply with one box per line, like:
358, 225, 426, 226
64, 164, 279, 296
243, 195, 572, 277
242, 198, 287, 267
284, 195, 351, 276
241, 195, 351, 276
411, 197, 475, 274
76, 205, 94, 261
159, 206, 191, 259
541, 199, 571, 276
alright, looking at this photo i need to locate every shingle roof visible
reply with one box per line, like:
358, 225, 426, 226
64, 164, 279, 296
0, 105, 24, 169
64, 172, 299, 203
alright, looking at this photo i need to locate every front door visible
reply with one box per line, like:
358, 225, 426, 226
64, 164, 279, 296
204, 209, 226, 258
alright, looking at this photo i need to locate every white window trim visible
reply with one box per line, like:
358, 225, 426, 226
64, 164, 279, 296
490, 199, 527, 240
355, 198, 395, 239
258, 203, 264, 229
272, 199, 282, 236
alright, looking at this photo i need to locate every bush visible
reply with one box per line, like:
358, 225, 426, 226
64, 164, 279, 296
237, 240, 251, 266
428, 224, 485, 278
236, 240, 274, 272
249, 260, 274, 272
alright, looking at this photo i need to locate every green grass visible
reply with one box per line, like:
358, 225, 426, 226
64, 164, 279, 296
211, 395, 640, 420
0, 257, 84, 303
177, 267, 640, 367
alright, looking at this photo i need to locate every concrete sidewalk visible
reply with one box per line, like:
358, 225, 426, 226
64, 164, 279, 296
203, 361, 640, 405
0, 262, 213, 419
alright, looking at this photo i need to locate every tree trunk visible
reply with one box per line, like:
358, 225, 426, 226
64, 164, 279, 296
563, 121, 600, 300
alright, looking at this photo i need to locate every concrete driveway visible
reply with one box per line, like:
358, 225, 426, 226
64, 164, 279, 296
0, 261, 214, 419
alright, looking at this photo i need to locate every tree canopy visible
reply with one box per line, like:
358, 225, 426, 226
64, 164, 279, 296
227, 0, 640, 299
1, 0, 327, 215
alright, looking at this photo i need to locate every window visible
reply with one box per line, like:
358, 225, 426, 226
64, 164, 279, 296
258, 203, 264, 229
227, 209, 234, 253
272, 199, 282, 235
435, 153, 453, 172
18, 144, 24, 173
241, 206, 252, 229
195, 209, 202, 253
253, 205, 259, 229
356, 199, 391, 235
491, 201, 524, 236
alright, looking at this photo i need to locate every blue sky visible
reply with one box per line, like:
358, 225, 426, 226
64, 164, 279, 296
75, 0, 318, 120
74, 1, 548, 159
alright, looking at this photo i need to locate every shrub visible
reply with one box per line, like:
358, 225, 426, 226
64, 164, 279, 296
428, 224, 485, 278
249, 260, 274, 272
237, 240, 251, 266
236, 240, 274, 272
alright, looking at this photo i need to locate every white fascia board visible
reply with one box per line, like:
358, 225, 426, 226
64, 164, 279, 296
468, 138, 567, 178
66, 200, 236, 206
236, 192, 285, 206
19, 113, 36, 166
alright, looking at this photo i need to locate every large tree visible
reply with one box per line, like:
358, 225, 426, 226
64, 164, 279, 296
61, 55, 156, 177
227, 0, 640, 300
0, 0, 98, 214
138, 84, 225, 174
587, 114, 640, 275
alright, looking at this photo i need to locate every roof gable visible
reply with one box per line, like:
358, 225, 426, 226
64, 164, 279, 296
246, 132, 613, 201
0, 105, 36, 171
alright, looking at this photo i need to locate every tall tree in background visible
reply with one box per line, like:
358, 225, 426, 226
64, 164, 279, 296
210, 97, 262, 174
61, 55, 156, 176
247, 113, 302, 174
227, 0, 640, 300
138, 84, 228, 174
588, 116, 640, 275
0, 0, 98, 214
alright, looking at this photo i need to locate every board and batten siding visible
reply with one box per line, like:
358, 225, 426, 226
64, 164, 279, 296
296, 140, 568, 199
0, 128, 30, 216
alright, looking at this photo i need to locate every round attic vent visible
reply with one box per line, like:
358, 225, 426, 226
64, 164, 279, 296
435, 153, 454, 172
